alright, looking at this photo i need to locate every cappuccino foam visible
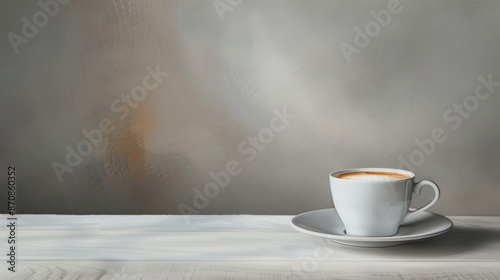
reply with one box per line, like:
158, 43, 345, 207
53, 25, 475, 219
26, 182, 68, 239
335, 171, 410, 181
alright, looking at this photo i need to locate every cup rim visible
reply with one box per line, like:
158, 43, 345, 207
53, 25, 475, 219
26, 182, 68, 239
330, 168, 415, 182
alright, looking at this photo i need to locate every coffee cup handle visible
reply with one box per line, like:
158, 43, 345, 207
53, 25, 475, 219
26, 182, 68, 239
402, 180, 440, 223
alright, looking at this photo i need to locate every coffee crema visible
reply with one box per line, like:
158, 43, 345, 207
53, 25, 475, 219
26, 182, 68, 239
334, 171, 410, 181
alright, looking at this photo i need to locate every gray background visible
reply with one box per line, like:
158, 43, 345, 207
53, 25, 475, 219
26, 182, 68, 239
1, 0, 499, 215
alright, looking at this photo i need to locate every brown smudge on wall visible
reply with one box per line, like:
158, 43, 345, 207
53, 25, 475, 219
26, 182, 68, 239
102, 103, 157, 212
104, 104, 157, 176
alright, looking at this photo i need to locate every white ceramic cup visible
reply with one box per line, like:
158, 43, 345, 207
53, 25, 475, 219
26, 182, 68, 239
329, 168, 439, 237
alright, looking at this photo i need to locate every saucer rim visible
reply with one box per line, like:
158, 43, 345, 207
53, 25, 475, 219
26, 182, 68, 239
290, 208, 453, 242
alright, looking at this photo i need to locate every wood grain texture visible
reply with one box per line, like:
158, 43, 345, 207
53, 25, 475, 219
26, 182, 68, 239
1, 261, 500, 280
1, 215, 499, 279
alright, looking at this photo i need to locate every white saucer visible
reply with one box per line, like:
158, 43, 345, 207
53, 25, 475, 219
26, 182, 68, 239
291, 208, 453, 247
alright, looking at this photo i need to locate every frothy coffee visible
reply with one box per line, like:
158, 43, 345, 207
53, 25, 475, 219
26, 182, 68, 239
335, 171, 410, 181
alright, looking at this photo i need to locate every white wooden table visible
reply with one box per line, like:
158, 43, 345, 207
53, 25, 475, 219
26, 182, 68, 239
1, 214, 500, 279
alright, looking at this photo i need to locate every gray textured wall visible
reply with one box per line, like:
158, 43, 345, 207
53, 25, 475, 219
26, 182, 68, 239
1, 0, 499, 215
